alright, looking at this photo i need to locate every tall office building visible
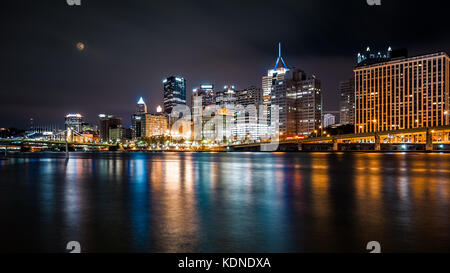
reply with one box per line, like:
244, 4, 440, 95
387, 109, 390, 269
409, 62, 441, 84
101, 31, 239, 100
132, 97, 147, 139
262, 43, 322, 137
296, 77, 322, 136
191, 84, 216, 128
65, 114, 83, 132
163, 76, 186, 115
136, 97, 147, 113
232, 86, 263, 140
262, 43, 306, 137
262, 43, 291, 123
98, 114, 122, 142
339, 78, 355, 125
354, 51, 450, 133
192, 84, 216, 107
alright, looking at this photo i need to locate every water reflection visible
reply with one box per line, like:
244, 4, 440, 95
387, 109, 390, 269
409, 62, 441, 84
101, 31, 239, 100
0, 152, 450, 252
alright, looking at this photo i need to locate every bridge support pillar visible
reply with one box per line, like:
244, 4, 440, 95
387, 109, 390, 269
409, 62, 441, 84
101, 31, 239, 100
298, 143, 302, 151
332, 138, 338, 151
374, 134, 381, 151
65, 141, 69, 159
426, 128, 433, 151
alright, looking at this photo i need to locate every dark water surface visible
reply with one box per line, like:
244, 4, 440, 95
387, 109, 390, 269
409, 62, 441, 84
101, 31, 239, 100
0, 152, 449, 252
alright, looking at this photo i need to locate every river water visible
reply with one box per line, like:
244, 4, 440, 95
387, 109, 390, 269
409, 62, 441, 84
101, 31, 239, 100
0, 152, 449, 252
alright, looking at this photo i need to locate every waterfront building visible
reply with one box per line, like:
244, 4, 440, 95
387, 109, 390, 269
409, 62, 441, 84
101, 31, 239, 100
64, 113, 83, 132
144, 110, 168, 137
339, 78, 355, 125
354, 51, 450, 133
163, 76, 186, 115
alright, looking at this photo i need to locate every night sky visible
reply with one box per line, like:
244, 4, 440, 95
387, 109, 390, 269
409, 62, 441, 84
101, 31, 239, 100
1, 0, 449, 128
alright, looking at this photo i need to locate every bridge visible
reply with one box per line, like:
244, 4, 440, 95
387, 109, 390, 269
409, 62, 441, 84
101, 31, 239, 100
228, 125, 450, 152
0, 127, 117, 156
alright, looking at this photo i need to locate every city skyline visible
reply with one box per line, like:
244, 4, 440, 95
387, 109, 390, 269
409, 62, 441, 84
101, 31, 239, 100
2, 1, 450, 257
1, 0, 450, 128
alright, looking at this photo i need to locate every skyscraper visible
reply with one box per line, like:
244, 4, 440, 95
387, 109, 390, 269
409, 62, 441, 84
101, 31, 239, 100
192, 84, 216, 107
262, 43, 291, 125
354, 51, 450, 133
163, 76, 186, 115
296, 77, 322, 136
262, 43, 322, 138
191, 84, 216, 129
339, 78, 355, 125
136, 97, 147, 114
132, 97, 147, 139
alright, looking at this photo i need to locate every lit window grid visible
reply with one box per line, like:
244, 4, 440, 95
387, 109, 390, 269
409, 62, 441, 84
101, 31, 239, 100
354, 53, 450, 133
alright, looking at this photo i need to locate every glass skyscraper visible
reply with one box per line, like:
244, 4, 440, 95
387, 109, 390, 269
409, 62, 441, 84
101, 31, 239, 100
163, 76, 186, 115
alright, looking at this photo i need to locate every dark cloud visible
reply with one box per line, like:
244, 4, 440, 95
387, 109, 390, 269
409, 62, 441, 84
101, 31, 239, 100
1, 0, 449, 128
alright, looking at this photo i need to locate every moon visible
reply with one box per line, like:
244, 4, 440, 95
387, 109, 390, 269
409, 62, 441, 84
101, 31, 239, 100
76, 42, 85, 51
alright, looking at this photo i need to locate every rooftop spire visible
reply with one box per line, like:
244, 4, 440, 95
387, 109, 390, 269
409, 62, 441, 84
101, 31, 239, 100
137, 97, 145, 104
274, 42, 288, 70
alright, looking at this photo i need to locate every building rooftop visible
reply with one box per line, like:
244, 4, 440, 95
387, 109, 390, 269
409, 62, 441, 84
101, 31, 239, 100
355, 52, 449, 70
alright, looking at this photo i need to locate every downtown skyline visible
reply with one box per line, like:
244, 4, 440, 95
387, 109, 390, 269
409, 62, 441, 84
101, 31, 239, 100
1, 0, 450, 128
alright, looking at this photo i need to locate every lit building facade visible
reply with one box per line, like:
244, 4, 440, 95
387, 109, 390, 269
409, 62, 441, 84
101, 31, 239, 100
323, 113, 336, 128
339, 78, 355, 125
144, 113, 168, 137
296, 77, 322, 136
163, 76, 186, 115
354, 52, 450, 133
